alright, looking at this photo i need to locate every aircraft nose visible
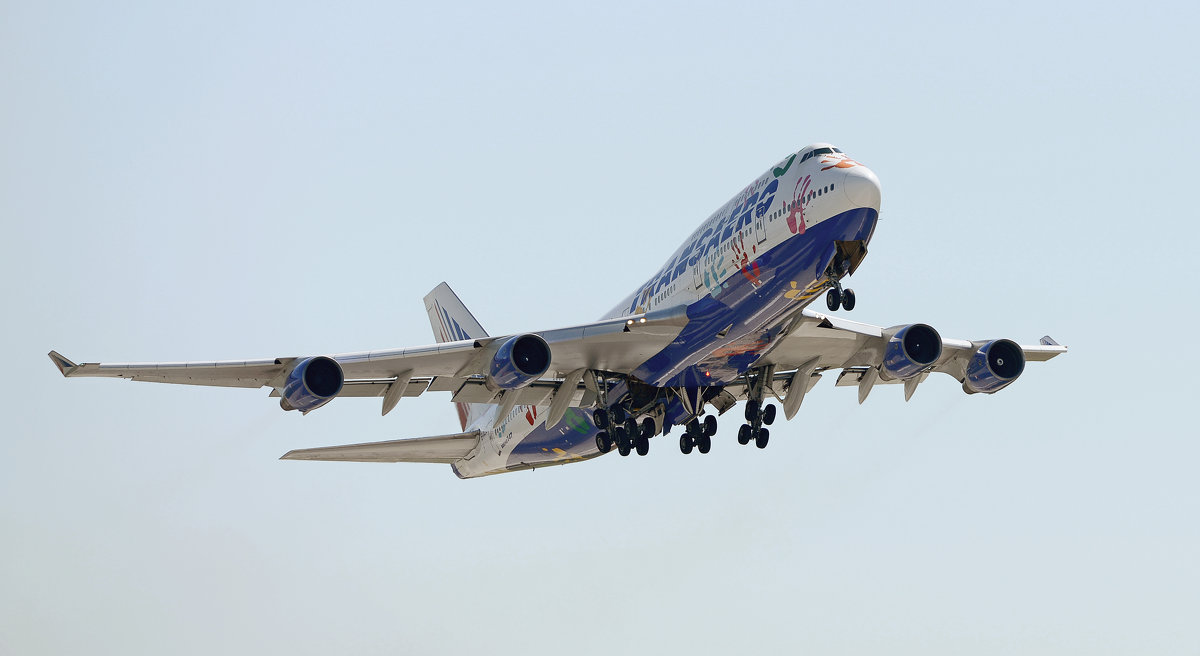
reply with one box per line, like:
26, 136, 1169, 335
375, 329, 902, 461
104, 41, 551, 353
841, 165, 881, 211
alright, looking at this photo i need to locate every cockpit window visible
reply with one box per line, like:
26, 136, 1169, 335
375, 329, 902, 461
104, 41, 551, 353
800, 146, 837, 164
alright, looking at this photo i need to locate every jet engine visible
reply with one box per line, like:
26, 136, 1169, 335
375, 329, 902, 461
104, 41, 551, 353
280, 356, 344, 413
487, 334, 551, 390
963, 339, 1025, 394
882, 323, 943, 379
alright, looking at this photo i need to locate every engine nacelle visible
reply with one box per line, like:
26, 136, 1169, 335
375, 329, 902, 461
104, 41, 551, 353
280, 356, 344, 413
487, 334, 551, 390
882, 323, 943, 380
964, 339, 1025, 394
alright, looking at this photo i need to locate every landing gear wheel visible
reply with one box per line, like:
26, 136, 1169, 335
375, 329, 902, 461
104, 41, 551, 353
623, 418, 639, 441
826, 288, 842, 312
755, 427, 770, 449
680, 434, 694, 454
703, 415, 717, 437
745, 399, 761, 423
641, 418, 656, 440
596, 431, 611, 453
697, 434, 712, 454
611, 406, 627, 424
738, 424, 752, 445
686, 418, 701, 438
615, 428, 631, 456
841, 288, 856, 311
762, 404, 777, 426
635, 434, 650, 456
593, 408, 609, 430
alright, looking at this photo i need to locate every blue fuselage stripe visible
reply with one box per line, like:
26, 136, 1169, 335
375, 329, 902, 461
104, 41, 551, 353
503, 207, 878, 465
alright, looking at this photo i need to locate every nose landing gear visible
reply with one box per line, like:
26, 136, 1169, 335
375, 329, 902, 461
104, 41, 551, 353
826, 287, 856, 312
824, 257, 857, 312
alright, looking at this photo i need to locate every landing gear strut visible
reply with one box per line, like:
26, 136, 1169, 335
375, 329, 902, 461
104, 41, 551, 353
740, 369, 777, 449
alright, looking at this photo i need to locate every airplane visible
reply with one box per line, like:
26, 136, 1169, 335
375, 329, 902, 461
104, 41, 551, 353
48, 143, 1066, 478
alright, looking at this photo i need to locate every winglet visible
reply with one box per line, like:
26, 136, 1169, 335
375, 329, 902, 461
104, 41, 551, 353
48, 350, 79, 376
1039, 336, 1061, 347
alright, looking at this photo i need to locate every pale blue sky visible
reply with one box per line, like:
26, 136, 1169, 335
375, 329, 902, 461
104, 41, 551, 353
3, 1, 1198, 654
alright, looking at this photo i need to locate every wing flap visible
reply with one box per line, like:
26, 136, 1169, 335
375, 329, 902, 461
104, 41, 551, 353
280, 431, 481, 464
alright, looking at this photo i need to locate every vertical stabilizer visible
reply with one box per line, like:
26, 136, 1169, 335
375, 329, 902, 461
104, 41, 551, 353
423, 282, 490, 430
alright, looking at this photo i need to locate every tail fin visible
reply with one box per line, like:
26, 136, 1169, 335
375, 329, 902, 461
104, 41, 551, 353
423, 282, 490, 430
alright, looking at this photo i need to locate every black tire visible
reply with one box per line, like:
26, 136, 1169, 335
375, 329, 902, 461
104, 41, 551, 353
686, 418, 701, 437
611, 406, 627, 424
679, 434, 694, 454
635, 434, 649, 456
595, 431, 611, 453
593, 408, 609, 430
826, 288, 841, 311
624, 418, 639, 438
841, 288, 856, 311
641, 418, 656, 439
755, 427, 770, 449
762, 404, 777, 426
738, 423, 752, 445
697, 434, 712, 454
614, 427, 629, 451
703, 414, 717, 437
745, 399, 760, 423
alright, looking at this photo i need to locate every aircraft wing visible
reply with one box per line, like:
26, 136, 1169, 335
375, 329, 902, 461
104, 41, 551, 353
748, 308, 1066, 418
47, 304, 689, 414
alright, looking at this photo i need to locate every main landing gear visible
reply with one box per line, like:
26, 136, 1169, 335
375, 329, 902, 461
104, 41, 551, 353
678, 414, 717, 455
738, 368, 777, 449
824, 258, 856, 312
593, 403, 657, 458
738, 399, 776, 449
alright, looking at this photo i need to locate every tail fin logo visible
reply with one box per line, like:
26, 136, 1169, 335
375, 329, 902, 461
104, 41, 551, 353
437, 304, 472, 342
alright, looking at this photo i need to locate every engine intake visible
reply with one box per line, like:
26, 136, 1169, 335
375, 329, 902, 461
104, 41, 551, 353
281, 356, 344, 413
882, 323, 943, 380
487, 334, 551, 390
964, 339, 1025, 394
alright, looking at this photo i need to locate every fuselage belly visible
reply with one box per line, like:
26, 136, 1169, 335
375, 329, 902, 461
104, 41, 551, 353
454, 145, 882, 478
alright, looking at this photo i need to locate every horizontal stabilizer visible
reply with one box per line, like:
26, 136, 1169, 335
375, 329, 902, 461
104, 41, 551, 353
280, 431, 480, 464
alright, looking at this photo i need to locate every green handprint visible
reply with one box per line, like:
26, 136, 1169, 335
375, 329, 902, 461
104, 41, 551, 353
772, 154, 796, 178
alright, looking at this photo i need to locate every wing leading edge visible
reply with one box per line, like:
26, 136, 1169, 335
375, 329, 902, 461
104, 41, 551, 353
753, 308, 1066, 412
46, 291, 690, 415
